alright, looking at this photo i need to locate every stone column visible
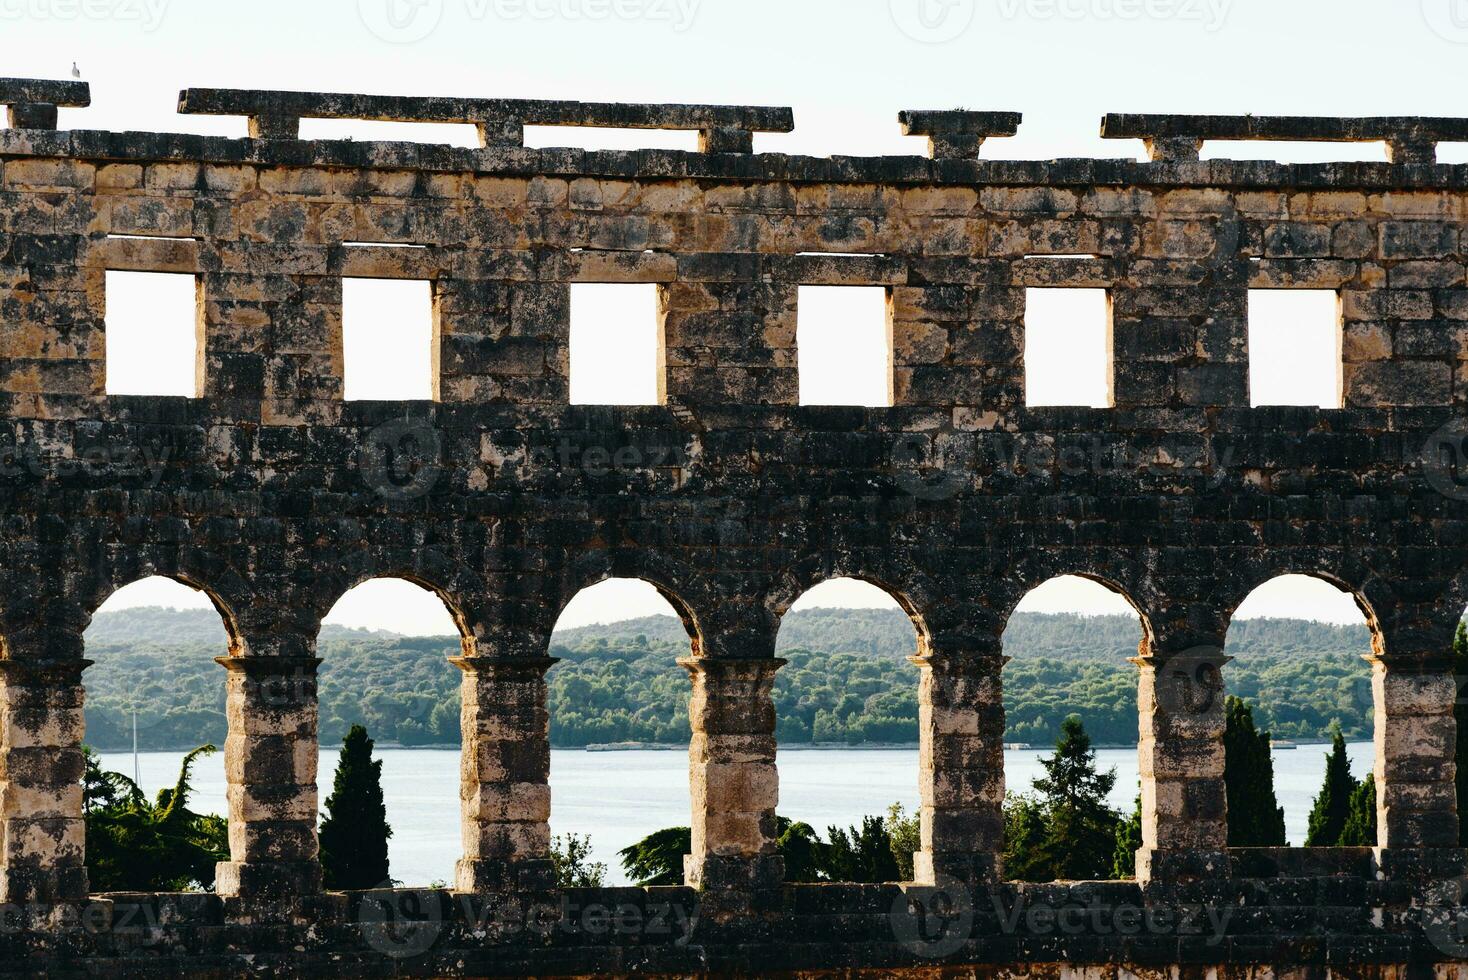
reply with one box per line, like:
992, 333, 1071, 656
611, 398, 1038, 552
0, 657, 89, 904
911, 652, 1005, 885
452, 655, 557, 892
214, 655, 322, 917
1133, 643, 1231, 883
1370, 652, 1467, 879
679, 656, 784, 918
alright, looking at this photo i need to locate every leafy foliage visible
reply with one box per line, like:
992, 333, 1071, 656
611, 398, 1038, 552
617, 826, 690, 887
551, 833, 607, 888
83, 744, 228, 892
79, 607, 1376, 751
1224, 696, 1286, 846
319, 725, 392, 890
618, 806, 921, 886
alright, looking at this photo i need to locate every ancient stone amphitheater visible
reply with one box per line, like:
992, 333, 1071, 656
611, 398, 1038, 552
0, 77, 1465, 976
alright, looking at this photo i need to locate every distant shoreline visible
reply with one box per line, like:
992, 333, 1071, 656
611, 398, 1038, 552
98, 738, 1349, 754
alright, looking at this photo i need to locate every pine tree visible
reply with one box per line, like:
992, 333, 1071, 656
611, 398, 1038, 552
1304, 726, 1358, 847
1032, 716, 1124, 881
1112, 794, 1142, 879
1456, 622, 1468, 846
1223, 696, 1287, 846
1001, 792, 1049, 882
1339, 774, 1378, 847
319, 724, 392, 889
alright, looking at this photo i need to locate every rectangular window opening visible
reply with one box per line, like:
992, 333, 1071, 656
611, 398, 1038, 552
343, 241, 428, 249
342, 277, 435, 401
1247, 289, 1342, 409
298, 118, 481, 147
104, 270, 200, 397
797, 285, 891, 407
1201, 140, 1389, 164
569, 283, 664, 406
1024, 288, 1112, 408
523, 125, 697, 152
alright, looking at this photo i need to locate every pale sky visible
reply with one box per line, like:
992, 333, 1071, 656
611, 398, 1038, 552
31, 0, 1459, 631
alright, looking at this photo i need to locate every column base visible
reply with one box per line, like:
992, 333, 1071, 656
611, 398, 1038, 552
0, 864, 89, 904
1373, 847, 1468, 882
913, 850, 999, 886
684, 853, 783, 921
216, 860, 322, 922
455, 857, 556, 893
1135, 847, 1230, 884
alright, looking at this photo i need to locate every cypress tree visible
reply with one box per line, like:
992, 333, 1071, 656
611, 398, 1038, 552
1112, 794, 1142, 880
1456, 622, 1468, 846
1339, 774, 1377, 847
1304, 726, 1358, 847
319, 724, 392, 889
1223, 696, 1287, 846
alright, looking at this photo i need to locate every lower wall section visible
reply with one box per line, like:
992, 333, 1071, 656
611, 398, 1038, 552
0, 876, 1465, 978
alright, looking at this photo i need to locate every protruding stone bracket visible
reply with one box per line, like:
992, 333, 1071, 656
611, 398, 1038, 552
0, 77, 89, 131
177, 88, 794, 153
1103, 113, 1468, 165
448, 654, 560, 677
0, 657, 92, 685
898, 109, 1022, 160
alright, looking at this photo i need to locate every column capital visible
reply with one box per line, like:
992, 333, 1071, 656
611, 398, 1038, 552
1361, 651, 1455, 673
677, 656, 786, 679
909, 652, 1009, 673
450, 655, 559, 678
214, 655, 321, 677
0, 657, 91, 684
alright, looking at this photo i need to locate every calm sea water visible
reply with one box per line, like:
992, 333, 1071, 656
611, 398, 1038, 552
98, 743, 1373, 887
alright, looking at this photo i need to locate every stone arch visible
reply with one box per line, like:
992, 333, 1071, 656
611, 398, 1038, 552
306, 547, 483, 658
998, 569, 1155, 657
1221, 564, 1385, 657
766, 556, 936, 659
548, 549, 707, 658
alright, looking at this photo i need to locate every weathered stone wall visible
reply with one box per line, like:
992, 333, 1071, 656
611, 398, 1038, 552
0, 82, 1466, 975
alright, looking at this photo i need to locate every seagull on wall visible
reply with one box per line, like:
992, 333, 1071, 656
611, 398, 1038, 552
71, 62, 81, 79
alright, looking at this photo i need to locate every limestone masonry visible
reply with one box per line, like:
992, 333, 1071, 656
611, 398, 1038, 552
0, 77, 1466, 977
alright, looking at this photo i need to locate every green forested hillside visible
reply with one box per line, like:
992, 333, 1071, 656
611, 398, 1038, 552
78, 607, 1376, 750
